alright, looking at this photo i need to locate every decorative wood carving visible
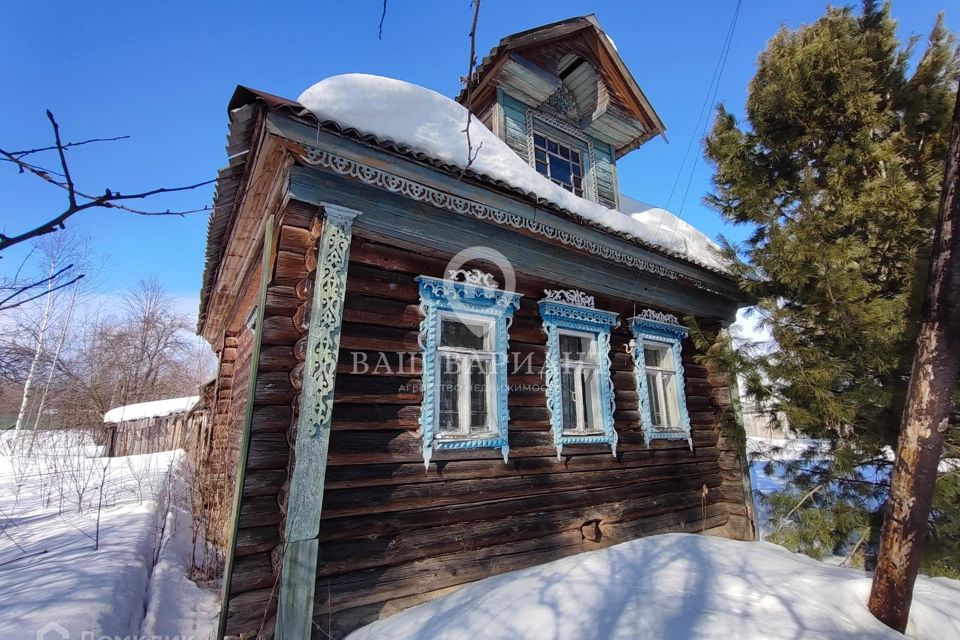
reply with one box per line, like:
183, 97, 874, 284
628, 310, 692, 449
299, 146, 722, 292
543, 288, 595, 308
538, 298, 620, 458
277, 202, 361, 640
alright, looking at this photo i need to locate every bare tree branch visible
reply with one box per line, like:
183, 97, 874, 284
5, 134, 129, 160
47, 110, 77, 209
378, 0, 388, 40
0, 263, 76, 305
0, 111, 213, 255
460, 0, 483, 174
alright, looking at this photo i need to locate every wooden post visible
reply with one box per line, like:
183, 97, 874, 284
276, 203, 361, 640
868, 92, 960, 632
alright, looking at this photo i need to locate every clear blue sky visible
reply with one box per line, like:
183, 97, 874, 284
1, 1, 953, 319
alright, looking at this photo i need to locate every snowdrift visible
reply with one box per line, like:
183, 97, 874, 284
347, 533, 960, 640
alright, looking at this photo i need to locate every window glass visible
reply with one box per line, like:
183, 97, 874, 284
559, 331, 601, 433
581, 367, 600, 431
440, 318, 487, 350
559, 333, 594, 362
644, 342, 680, 429
436, 316, 495, 436
560, 367, 576, 429
469, 358, 489, 433
533, 131, 585, 197
439, 354, 460, 432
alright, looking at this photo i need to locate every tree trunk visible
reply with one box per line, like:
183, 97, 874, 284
15, 262, 57, 430
868, 92, 960, 632
32, 286, 78, 429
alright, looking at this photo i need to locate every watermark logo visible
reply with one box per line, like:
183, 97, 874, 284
34, 626, 197, 640
36, 622, 68, 640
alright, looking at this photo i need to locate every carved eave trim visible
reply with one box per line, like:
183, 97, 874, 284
297, 144, 727, 294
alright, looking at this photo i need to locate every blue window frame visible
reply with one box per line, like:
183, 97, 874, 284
417, 270, 521, 467
539, 289, 619, 459
629, 309, 692, 448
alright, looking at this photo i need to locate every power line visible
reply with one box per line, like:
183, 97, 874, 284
629, 0, 743, 305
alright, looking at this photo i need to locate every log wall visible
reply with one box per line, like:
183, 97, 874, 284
308, 234, 751, 636
222, 199, 324, 637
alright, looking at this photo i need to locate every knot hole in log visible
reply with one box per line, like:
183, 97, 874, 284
580, 518, 603, 543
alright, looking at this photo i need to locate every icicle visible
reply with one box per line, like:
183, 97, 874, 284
423, 444, 432, 469
501, 444, 509, 464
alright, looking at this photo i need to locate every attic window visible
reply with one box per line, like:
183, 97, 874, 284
533, 133, 584, 197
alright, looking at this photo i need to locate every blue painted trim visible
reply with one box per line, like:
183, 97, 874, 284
629, 314, 693, 448
538, 300, 620, 458
417, 276, 522, 467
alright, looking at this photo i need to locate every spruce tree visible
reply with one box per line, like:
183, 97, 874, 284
704, 1, 959, 570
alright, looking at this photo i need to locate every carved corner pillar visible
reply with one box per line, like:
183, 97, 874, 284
277, 202, 360, 640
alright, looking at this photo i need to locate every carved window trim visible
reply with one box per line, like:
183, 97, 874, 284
539, 291, 619, 458
525, 109, 600, 204
629, 310, 692, 448
417, 273, 522, 467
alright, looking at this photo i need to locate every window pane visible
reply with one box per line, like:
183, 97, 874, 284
559, 145, 570, 159
536, 161, 548, 176
581, 367, 600, 431
547, 140, 558, 154
559, 333, 595, 362
646, 372, 663, 427
663, 373, 678, 427
439, 355, 460, 432
469, 358, 488, 433
440, 318, 487, 350
535, 148, 546, 162
571, 150, 581, 164
549, 155, 572, 184
572, 164, 582, 177
534, 133, 546, 148
644, 344, 673, 369
560, 366, 576, 431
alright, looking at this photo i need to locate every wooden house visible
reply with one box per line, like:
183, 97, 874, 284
196, 15, 755, 639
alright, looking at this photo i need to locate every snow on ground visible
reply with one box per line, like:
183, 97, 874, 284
103, 395, 199, 423
348, 533, 960, 640
140, 509, 220, 638
297, 74, 727, 272
0, 430, 217, 640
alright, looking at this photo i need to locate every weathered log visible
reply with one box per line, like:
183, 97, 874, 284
231, 552, 276, 593
274, 249, 307, 286
254, 372, 296, 405
261, 315, 299, 346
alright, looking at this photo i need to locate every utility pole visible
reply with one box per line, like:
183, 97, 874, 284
868, 92, 960, 632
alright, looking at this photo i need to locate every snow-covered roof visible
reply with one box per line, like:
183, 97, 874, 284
297, 74, 727, 273
103, 396, 199, 424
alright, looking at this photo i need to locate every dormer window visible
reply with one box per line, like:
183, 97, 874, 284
533, 133, 584, 196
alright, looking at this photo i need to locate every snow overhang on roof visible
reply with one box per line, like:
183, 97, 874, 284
103, 396, 200, 424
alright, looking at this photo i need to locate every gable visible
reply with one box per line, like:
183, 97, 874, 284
460, 15, 665, 159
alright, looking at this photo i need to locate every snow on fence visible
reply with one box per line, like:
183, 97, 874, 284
103, 396, 200, 457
